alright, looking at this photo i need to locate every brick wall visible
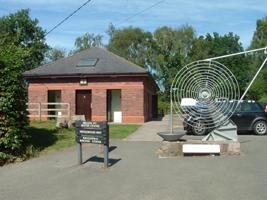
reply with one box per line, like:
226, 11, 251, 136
92, 89, 106, 122
122, 87, 144, 123
27, 75, 157, 123
61, 89, 75, 119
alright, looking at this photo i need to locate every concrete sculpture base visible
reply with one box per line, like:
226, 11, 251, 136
157, 132, 185, 141
160, 140, 241, 157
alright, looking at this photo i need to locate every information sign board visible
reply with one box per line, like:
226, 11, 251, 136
75, 128, 108, 136
76, 136, 108, 144
75, 120, 109, 167
75, 120, 107, 129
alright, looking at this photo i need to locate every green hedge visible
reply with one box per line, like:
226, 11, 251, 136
158, 101, 170, 115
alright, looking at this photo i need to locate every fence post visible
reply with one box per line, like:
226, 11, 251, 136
68, 103, 71, 120
38, 103, 41, 121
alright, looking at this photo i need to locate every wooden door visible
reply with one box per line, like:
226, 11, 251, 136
76, 90, 91, 121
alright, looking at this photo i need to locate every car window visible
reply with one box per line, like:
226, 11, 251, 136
252, 103, 262, 111
241, 103, 261, 111
235, 104, 241, 111
217, 101, 240, 113
242, 103, 250, 111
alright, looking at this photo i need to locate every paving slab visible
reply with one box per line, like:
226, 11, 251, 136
123, 115, 170, 141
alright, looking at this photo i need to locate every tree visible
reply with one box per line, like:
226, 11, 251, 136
246, 16, 267, 101
47, 46, 66, 62
42, 46, 67, 65
105, 24, 197, 101
152, 24, 197, 100
0, 9, 49, 71
106, 23, 116, 43
204, 32, 250, 95
249, 16, 267, 49
69, 32, 103, 55
106, 26, 155, 71
189, 35, 210, 61
0, 9, 49, 164
0, 33, 30, 164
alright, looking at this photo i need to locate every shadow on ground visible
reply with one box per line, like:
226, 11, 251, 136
82, 146, 121, 167
83, 156, 122, 167
150, 114, 164, 122
26, 126, 58, 152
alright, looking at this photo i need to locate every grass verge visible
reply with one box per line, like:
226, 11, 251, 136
25, 120, 142, 156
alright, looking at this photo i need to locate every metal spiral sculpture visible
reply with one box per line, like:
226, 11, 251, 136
172, 60, 240, 129
157, 47, 266, 142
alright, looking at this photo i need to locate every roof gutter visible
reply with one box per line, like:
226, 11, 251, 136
23, 72, 159, 91
23, 72, 148, 79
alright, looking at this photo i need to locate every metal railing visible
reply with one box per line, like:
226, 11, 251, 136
26, 102, 70, 121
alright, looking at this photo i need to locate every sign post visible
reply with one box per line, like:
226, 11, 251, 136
75, 120, 109, 167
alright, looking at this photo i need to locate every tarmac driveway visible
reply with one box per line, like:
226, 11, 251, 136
1, 115, 267, 200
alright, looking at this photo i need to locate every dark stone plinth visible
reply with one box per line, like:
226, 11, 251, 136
160, 140, 241, 157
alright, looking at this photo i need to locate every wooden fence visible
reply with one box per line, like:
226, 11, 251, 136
26, 103, 71, 121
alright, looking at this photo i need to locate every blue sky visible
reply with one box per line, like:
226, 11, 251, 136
1, 0, 266, 52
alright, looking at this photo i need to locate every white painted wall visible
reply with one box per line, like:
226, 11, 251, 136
55, 90, 61, 117
111, 90, 121, 122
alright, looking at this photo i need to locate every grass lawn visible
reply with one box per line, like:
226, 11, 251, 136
26, 120, 142, 156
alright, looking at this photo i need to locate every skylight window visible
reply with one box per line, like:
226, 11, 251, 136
77, 59, 98, 67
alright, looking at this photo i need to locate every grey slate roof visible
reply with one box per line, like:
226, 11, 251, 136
23, 47, 148, 77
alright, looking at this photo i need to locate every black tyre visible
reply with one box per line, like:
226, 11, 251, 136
192, 120, 207, 135
253, 121, 267, 135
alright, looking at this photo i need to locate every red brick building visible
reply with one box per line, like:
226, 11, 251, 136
23, 47, 159, 123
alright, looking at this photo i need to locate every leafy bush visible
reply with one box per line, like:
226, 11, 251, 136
0, 9, 49, 165
259, 94, 267, 103
158, 101, 170, 115
0, 34, 30, 165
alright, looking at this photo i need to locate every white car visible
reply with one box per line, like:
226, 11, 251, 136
181, 98, 197, 112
